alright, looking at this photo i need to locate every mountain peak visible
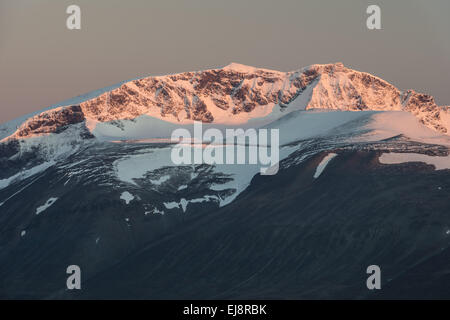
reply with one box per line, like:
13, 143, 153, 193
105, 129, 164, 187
2, 62, 449, 141
308, 62, 345, 69
222, 62, 280, 74
223, 62, 253, 71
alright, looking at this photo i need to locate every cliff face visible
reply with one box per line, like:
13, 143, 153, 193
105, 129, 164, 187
402, 91, 448, 133
304, 63, 402, 111
79, 63, 315, 124
4, 62, 449, 139
14, 105, 85, 138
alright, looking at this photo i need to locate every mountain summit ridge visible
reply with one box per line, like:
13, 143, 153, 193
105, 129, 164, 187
2, 62, 449, 141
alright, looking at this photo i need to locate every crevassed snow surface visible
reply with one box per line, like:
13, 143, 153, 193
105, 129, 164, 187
379, 153, 450, 170
36, 197, 58, 215
120, 191, 135, 204
314, 153, 338, 178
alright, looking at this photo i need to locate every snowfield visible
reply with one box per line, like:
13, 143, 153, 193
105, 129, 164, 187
110, 108, 450, 208
379, 152, 450, 170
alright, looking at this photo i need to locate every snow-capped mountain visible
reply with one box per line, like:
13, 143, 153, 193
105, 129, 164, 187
2, 62, 449, 185
2, 62, 449, 142
0, 63, 449, 299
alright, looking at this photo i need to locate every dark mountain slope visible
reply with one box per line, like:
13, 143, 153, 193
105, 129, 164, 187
32, 147, 449, 299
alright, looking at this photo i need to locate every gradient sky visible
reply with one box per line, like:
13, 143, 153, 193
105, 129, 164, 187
1, 0, 449, 123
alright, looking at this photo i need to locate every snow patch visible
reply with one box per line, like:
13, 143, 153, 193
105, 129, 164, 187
180, 198, 188, 212
0, 161, 55, 191
189, 195, 219, 203
145, 207, 164, 215
314, 153, 338, 178
36, 197, 58, 215
163, 196, 218, 212
164, 201, 180, 210
120, 191, 135, 204
149, 175, 170, 185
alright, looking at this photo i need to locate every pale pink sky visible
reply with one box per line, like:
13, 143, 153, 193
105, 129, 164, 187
1, 0, 449, 124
